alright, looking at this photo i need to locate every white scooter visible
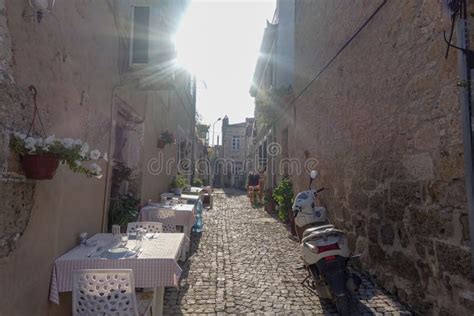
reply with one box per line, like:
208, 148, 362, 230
293, 170, 361, 315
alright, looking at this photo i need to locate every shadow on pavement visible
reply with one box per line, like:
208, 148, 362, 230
164, 231, 202, 315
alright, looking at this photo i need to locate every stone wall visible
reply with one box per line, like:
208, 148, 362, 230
0, 0, 36, 258
0, 1, 119, 314
287, 1, 474, 314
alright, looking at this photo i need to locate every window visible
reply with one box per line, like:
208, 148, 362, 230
131, 6, 150, 64
235, 161, 243, 173
232, 136, 240, 150
258, 140, 268, 169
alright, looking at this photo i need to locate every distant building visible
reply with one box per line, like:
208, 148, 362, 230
219, 116, 255, 188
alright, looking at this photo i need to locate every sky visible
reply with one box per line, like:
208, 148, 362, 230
174, 0, 276, 145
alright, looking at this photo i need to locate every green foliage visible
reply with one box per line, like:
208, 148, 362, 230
264, 188, 275, 212
192, 178, 203, 187
111, 162, 133, 184
196, 124, 210, 140
255, 93, 275, 134
108, 194, 140, 229
171, 174, 188, 189
273, 178, 294, 222
254, 85, 293, 134
160, 130, 176, 145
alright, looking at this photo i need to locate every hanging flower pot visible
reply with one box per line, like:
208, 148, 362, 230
10, 86, 106, 180
157, 130, 175, 149
10, 133, 107, 180
21, 154, 60, 180
157, 139, 166, 148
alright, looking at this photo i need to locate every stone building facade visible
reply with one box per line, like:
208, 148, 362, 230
0, 1, 196, 315
252, 0, 474, 314
250, 0, 295, 190
219, 116, 254, 188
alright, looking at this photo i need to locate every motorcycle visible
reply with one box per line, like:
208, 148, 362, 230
292, 170, 361, 315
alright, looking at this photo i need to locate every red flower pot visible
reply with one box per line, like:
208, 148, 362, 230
157, 139, 166, 148
21, 154, 60, 180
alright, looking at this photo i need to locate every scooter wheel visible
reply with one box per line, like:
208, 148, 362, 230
335, 294, 351, 316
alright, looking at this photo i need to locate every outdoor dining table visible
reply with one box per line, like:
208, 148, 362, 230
140, 203, 196, 237
188, 186, 203, 194
49, 232, 185, 316
180, 193, 201, 205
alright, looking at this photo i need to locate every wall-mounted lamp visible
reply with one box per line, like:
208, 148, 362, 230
29, 0, 55, 23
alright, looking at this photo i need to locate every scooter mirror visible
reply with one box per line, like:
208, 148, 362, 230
310, 170, 319, 179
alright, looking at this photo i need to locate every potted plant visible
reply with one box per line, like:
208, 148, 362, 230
273, 178, 294, 222
192, 178, 203, 187
157, 130, 176, 148
9, 132, 106, 180
264, 188, 276, 213
170, 174, 188, 195
108, 193, 140, 232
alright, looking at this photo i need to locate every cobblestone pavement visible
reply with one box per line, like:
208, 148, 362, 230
164, 189, 412, 315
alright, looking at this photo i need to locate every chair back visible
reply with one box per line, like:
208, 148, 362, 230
148, 209, 177, 233
72, 269, 138, 316
127, 221, 163, 233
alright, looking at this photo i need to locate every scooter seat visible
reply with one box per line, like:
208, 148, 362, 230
302, 226, 345, 244
302, 224, 335, 238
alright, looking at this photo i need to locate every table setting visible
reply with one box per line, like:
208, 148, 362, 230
49, 231, 185, 315
139, 202, 196, 235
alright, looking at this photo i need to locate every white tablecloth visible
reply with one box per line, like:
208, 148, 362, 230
139, 203, 196, 228
189, 187, 203, 194
180, 194, 200, 204
49, 233, 185, 304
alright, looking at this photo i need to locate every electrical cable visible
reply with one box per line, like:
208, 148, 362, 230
261, 0, 389, 133
289, 0, 388, 108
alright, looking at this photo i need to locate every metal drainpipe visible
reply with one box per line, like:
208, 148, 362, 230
456, 16, 474, 278
190, 75, 197, 184
100, 83, 122, 233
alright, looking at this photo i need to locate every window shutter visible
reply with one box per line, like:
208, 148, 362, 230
131, 6, 150, 64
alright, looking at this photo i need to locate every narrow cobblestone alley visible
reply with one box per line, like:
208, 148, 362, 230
164, 190, 412, 315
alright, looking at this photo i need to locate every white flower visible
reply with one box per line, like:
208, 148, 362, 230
89, 163, 102, 175
73, 139, 83, 147
61, 138, 74, 149
36, 137, 45, 146
89, 149, 101, 160
103, 152, 108, 161
80, 142, 90, 158
74, 160, 82, 167
44, 135, 56, 145
37, 138, 50, 151
24, 137, 37, 150
13, 132, 27, 140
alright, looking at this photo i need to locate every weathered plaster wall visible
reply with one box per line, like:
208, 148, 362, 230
117, 86, 195, 204
289, 1, 474, 314
0, 1, 195, 315
0, 1, 118, 315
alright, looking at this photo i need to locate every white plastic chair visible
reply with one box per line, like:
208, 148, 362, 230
72, 269, 151, 316
149, 209, 177, 233
126, 221, 163, 233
